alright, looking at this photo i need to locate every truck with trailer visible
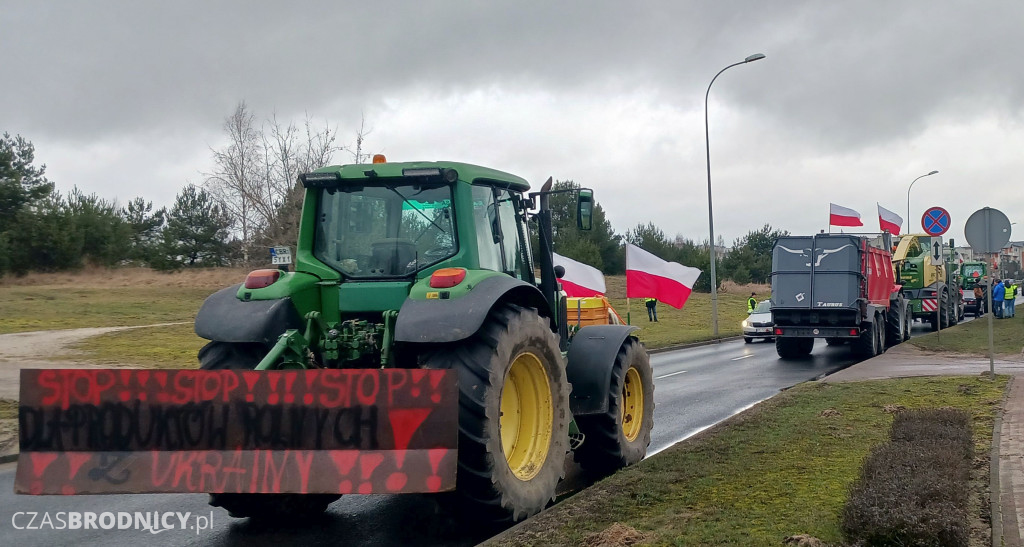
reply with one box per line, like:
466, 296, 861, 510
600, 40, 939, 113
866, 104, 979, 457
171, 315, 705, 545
892, 234, 963, 330
769, 233, 909, 358
16, 158, 655, 526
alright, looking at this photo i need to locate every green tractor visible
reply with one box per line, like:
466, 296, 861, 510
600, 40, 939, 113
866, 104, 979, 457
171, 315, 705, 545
17, 159, 654, 526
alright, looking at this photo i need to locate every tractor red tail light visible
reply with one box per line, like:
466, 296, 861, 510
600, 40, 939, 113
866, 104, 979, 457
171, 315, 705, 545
773, 328, 783, 335
244, 269, 281, 289
430, 268, 467, 288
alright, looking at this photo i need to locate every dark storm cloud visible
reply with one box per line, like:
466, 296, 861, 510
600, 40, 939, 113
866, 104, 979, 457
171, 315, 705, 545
6, 1, 1022, 149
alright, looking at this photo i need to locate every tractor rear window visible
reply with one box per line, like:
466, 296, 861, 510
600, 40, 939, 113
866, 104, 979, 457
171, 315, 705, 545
314, 182, 457, 278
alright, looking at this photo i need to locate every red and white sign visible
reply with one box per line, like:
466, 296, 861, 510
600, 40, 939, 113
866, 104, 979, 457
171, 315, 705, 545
552, 252, 606, 297
921, 299, 938, 312
625, 243, 701, 309
877, 203, 903, 235
829, 203, 863, 227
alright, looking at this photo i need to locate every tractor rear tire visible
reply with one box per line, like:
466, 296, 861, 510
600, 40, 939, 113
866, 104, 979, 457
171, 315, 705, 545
573, 337, 654, 475
198, 341, 340, 520
422, 303, 570, 525
885, 297, 905, 348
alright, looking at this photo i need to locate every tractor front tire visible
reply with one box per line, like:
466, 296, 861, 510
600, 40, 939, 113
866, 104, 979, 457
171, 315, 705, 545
198, 341, 340, 520
422, 303, 570, 525
573, 337, 654, 475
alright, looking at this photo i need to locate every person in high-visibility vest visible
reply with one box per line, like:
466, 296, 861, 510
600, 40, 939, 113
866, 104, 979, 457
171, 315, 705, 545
1006, 280, 1018, 318
747, 292, 757, 313
645, 298, 658, 322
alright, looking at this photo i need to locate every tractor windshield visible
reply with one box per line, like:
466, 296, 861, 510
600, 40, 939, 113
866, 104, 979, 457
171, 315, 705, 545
314, 182, 457, 278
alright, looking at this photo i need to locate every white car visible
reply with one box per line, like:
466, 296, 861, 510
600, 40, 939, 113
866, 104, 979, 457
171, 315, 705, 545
742, 299, 774, 343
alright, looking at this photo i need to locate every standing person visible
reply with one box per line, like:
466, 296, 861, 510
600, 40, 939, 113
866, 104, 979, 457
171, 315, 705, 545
645, 298, 658, 322
974, 283, 986, 315
747, 292, 757, 313
993, 279, 1006, 318
1006, 279, 1017, 318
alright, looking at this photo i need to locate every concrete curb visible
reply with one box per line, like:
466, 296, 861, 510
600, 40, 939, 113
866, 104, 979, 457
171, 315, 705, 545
0, 452, 17, 465
992, 376, 1010, 547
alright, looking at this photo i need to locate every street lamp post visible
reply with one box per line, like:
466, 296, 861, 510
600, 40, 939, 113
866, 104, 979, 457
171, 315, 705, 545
906, 170, 939, 228
706, 53, 765, 337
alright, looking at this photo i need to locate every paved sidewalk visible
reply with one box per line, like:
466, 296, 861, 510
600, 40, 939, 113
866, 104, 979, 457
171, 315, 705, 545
820, 340, 1024, 546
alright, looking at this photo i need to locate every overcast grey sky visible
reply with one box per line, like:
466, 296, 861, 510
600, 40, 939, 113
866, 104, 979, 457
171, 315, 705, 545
3, 0, 1022, 249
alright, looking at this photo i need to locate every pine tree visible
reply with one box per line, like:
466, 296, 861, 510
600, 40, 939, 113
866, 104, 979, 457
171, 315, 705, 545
156, 185, 234, 269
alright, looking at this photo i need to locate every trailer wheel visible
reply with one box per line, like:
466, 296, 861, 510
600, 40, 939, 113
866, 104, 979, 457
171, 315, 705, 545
798, 337, 814, 355
885, 297, 905, 347
422, 302, 569, 525
776, 337, 811, 359
876, 316, 886, 353
573, 337, 654, 475
853, 316, 879, 357
903, 301, 913, 341
198, 341, 340, 519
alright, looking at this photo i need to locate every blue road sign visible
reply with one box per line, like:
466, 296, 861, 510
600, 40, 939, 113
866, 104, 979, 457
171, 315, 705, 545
921, 207, 951, 236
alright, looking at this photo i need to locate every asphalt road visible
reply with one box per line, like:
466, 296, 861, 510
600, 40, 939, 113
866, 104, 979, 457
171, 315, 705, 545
0, 320, 948, 546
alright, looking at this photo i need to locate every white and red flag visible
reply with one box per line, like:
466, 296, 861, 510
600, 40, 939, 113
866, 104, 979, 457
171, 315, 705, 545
877, 203, 903, 235
829, 203, 863, 227
552, 252, 606, 297
625, 243, 702, 309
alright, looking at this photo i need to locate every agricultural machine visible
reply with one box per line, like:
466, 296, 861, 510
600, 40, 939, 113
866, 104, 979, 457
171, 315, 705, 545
16, 159, 655, 526
892, 234, 964, 330
769, 233, 909, 358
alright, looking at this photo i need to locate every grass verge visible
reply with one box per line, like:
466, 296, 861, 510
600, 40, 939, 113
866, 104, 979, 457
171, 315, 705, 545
486, 376, 1006, 547
0, 399, 15, 420
0, 287, 217, 334
910, 312, 1024, 356
62, 323, 206, 369
0, 400, 16, 456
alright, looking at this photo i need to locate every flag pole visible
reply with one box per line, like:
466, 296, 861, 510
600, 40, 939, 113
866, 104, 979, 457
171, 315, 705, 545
625, 242, 631, 324
827, 205, 831, 234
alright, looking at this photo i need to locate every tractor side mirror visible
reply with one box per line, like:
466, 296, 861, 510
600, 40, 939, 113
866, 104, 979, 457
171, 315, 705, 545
577, 189, 594, 231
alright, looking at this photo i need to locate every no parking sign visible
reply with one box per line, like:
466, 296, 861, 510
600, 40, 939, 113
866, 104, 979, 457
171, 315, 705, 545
921, 207, 951, 236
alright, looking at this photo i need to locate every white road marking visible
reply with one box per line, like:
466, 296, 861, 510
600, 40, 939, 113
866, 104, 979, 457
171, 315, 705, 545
655, 370, 688, 379
731, 354, 754, 361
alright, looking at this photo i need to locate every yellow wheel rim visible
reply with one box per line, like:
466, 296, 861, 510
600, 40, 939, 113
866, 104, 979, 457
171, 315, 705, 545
500, 351, 553, 481
621, 366, 644, 442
